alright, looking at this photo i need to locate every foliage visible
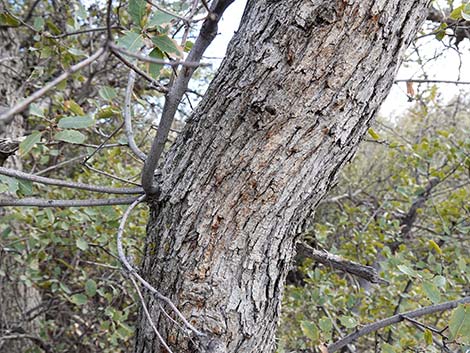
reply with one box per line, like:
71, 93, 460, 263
279, 96, 470, 352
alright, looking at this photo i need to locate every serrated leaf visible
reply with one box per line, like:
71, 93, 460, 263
449, 305, 470, 342
424, 328, 433, 345
148, 47, 164, 78
368, 127, 380, 140
55, 130, 86, 144
85, 279, 97, 297
99, 86, 117, 101
129, 0, 147, 27
422, 281, 441, 304
339, 315, 357, 329
76, 238, 89, 251
20, 131, 42, 155
300, 321, 318, 341
64, 100, 85, 115
151, 35, 182, 58
57, 116, 94, 129
116, 31, 144, 54
70, 293, 88, 305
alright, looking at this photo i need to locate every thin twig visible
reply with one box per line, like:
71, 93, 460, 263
110, 43, 204, 68
0, 166, 143, 194
34, 154, 88, 176
394, 79, 470, 85
0, 48, 106, 122
129, 276, 174, 353
116, 195, 205, 337
328, 296, 470, 353
0, 197, 138, 207
124, 70, 147, 161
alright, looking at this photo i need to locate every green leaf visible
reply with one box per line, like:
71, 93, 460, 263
424, 328, 433, 345
129, 0, 147, 27
184, 40, 194, 52
33, 17, 44, 31
397, 264, 418, 278
422, 282, 441, 304
76, 238, 89, 251
368, 127, 380, 140
57, 116, 94, 129
29, 103, 45, 117
0, 175, 19, 194
151, 35, 182, 57
116, 31, 144, 54
20, 131, 42, 155
0, 13, 21, 27
300, 321, 318, 341
70, 293, 88, 306
148, 47, 164, 78
55, 130, 86, 144
64, 100, 85, 115
428, 239, 442, 255
449, 304, 470, 342
18, 179, 33, 196
85, 279, 97, 297
99, 86, 117, 101
450, 5, 464, 20
339, 315, 357, 329
147, 11, 174, 27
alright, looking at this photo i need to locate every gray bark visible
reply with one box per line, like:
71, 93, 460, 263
135, 1, 429, 352
0, 12, 43, 353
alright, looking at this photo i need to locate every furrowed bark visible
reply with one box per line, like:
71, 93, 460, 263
135, 1, 430, 352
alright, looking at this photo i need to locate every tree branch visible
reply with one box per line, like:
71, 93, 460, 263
0, 197, 138, 207
124, 70, 147, 161
141, 0, 236, 195
298, 243, 388, 285
0, 166, 143, 194
0, 48, 106, 123
328, 296, 470, 353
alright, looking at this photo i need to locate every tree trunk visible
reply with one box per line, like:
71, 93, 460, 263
135, 1, 429, 352
0, 15, 43, 353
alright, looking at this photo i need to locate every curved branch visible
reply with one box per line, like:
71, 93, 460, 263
0, 166, 143, 194
124, 70, 147, 161
0, 48, 106, 123
116, 195, 205, 337
328, 296, 470, 353
0, 197, 138, 207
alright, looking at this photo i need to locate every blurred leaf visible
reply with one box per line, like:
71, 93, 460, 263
300, 321, 318, 341
339, 315, 357, 329
76, 238, 89, 251
117, 31, 144, 53
147, 11, 174, 27
449, 304, 470, 342
424, 328, 433, 345
99, 86, 117, 101
148, 47, 164, 78
70, 293, 88, 306
422, 281, 441, 303
0, 12, 20, 26
85, 279, 97, 297
19, 131, 42, 155
151, 34, 182, 58
64, 100, 85, 116
55, 130, 86, 144
57, 116, 94, 129
368, 128, 380, 140
129, 0, 147, 27
428, 239, 442, 255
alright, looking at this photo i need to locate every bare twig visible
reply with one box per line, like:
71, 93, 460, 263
116, 195, 205, 337
0, 166, 143, 194
395, 79, 470, 85
141, 0, 236, 194
0, 48, 106, 123
328, 296, 470, 353
34, 154, 88, 176
124, 70, 147, 161
110, 43, 204, 68
0, 197, 137, 207
129, 276, 174, 353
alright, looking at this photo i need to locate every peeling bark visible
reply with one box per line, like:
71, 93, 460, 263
135, 1, 430, 352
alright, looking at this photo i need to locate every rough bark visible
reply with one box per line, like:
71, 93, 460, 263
0, 12, 43, 353
135, 1, 429, 352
